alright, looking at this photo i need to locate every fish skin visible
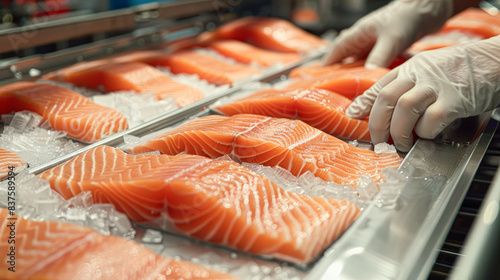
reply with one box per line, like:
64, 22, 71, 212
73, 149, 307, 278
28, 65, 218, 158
199, 16, 326, 53
0, 82, 128, 143
0, 148, 24, 181
38, 145, 361, 264
128, 114, 402, 186
43, 61, 204, 107
0, 209, 235, 280
214, 87, 371, 141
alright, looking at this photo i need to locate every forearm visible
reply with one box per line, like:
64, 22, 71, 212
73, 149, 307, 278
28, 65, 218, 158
452, 0, 482, 15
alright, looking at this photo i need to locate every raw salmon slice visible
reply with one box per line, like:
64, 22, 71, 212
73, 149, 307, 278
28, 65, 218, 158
38, 146, 361, 264
0, 82, 128, 143
286, 66, 390, 100
0, 209, 234, 279
0, 148, 24, 181
289, 60, 365, 78
120, 50, 262, 86
43, 61, 204, 107
406, 30, 482, 55
441, 8, 500, 39
292, 7, 320, 25
406, 8, 500, 55
128, 114, 402, 186
215, 88, 371, 141
199, 16, 326, 53
204, 40, 301, 67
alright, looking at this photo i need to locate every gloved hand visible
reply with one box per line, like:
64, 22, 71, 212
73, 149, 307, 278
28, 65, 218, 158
323, 0, 453, 68
346, 35, 500, 152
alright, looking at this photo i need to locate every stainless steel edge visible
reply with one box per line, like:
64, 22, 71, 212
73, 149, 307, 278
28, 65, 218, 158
0, 9, 136, 54
0, 0, 220, 54
0, 14, 219, 83
305, 115, 497, 280
29, 52, 323, 174
450, 147, 500, 279
405, 116, 498, 280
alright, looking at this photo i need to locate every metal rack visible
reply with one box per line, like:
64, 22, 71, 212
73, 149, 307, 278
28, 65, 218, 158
0, 1, 498, 279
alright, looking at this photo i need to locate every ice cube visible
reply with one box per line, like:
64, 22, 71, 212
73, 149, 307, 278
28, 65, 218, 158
18, 204, 36, 220
63, 140, 79, 153
10, 112, 31, 131
66, 191, 93, 209
92, 95, 115, 108
89, 203, 116, 217
142, 229, 163, 244
348, 140, 359, 147
2, 126, 16, 135
356, 175, 379, 199
374, 143, 397, 154
65, 207, 87, 221
110, 213, 135, 239
123, 134, 141, 146
39, 120, 52, 130
36, 196, 63, 215
26, 112, 43, 129
381, 168, 407, 185
24, 177, 52, 198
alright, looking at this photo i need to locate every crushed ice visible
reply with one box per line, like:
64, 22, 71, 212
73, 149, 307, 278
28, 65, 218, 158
374, 168, 407, 208
374, 142, 397, 154
145, 230, 307, 279
158, 67, 229, 96
91, 91, 178, 127
242, 162, 368, 208
210, 82, 271, 113
0, 111, 84, 167
0, 169, 135, 239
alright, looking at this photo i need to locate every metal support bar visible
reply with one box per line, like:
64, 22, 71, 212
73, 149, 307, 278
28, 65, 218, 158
0, 0, 219, 54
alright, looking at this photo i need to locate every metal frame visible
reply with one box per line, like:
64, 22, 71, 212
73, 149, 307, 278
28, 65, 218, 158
0, 0, 218, 54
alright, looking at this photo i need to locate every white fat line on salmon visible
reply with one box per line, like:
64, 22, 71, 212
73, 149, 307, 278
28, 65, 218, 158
229, 116, 272, 158
143, 258, 174, 279
162, 159, 212, 183
22, 231, 98, 277
287, 130, 322, 150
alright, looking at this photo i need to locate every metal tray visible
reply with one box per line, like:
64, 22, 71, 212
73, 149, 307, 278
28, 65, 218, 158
1, 1, 497, 278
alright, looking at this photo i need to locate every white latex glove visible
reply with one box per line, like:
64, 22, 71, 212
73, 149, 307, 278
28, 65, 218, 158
323, 0, 453, 68
346, 35, 500, 152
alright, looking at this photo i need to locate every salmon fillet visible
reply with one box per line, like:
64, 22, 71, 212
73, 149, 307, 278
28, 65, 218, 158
286, 66, 390, 100
441, 8, 500, 39
215, 88, 371, 141
0, 82, 128, 143
43, 61, 204, 107
204, 40, 301, 67
0, 148, 24, 181
199, 16, 326, 53
128, 114, 402, 186
117, 50, 262, 86
289, 60, 366, 78
406, 8, 500, 55
38, 146, 361, 264
0, 209, 234, 279
406, 30, 482, 55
